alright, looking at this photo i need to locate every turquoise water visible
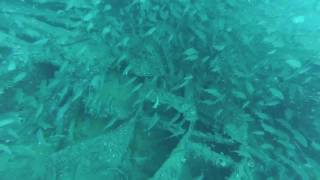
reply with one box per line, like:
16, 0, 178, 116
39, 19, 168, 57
0, 0, 320, 179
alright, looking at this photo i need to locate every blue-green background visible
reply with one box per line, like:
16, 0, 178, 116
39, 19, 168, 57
0, 0, 320, 179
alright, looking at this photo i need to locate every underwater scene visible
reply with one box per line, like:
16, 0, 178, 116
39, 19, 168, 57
0, 0, 320, 179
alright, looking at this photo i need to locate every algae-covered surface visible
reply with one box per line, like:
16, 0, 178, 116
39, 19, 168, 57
0, 0, 320, 179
